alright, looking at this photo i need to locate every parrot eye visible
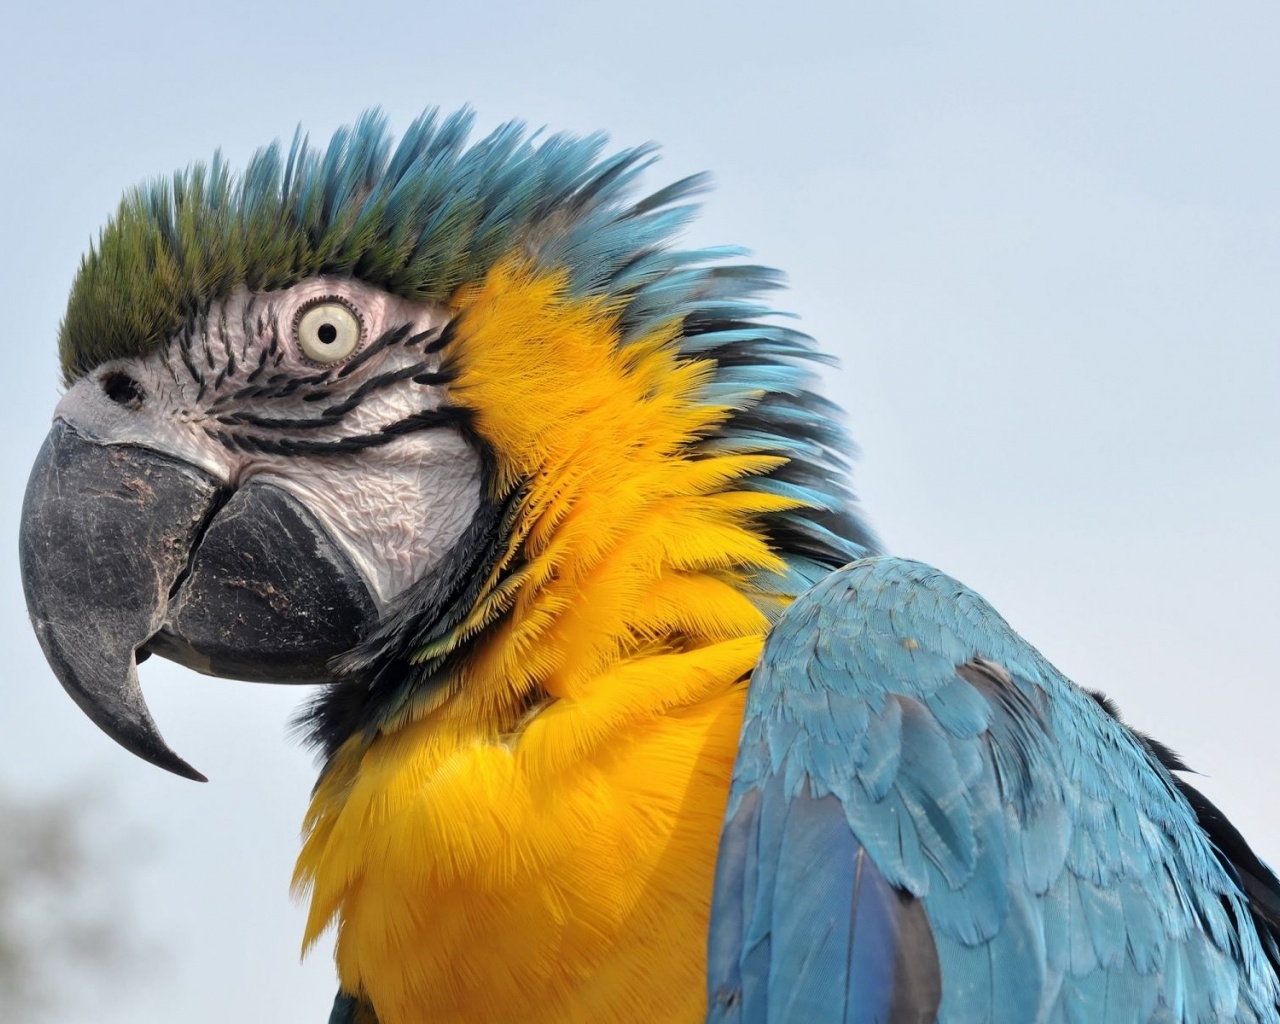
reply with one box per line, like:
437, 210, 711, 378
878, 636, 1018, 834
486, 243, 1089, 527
295, 299, 363, 364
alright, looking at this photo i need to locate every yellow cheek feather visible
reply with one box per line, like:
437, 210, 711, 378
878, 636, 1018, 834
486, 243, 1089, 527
293, 257, 806, 1024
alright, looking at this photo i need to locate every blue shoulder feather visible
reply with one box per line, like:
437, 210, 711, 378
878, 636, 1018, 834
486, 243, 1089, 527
709, 556, 1280, 1023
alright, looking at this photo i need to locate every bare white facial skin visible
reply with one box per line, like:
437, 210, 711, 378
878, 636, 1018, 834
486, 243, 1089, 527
55, 277, 483, 610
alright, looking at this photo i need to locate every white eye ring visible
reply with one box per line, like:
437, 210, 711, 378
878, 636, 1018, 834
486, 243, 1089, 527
296, 300, 362, 363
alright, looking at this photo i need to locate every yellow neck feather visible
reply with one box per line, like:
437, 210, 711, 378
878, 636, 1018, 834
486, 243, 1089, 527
293, 259, 803, 1023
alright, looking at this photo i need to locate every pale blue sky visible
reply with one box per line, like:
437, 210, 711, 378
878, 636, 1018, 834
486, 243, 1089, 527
3, 3, 1279, 1021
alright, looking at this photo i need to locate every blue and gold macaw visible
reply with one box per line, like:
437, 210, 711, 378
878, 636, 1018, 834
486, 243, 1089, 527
18, 109, 1280, 1023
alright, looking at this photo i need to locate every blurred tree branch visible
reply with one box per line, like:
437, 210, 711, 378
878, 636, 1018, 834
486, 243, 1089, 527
0, 785, 142, 1022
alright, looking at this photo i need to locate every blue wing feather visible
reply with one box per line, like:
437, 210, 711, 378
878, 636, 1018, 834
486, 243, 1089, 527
708, 777, 942, 1024
708, 556, 1280, 1023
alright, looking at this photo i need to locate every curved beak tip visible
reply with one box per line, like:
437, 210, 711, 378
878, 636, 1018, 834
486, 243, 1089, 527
102, 659, 209, 783
161, 756, 209, 784
124, 716, 208, 782
29, 619, 208, 782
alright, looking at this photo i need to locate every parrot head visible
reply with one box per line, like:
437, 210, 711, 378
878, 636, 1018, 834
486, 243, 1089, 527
20, 108, 873, 782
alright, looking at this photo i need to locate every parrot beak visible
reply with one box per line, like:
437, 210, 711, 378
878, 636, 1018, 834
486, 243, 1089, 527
20, 420, 220, 781
19, 420, 378, 781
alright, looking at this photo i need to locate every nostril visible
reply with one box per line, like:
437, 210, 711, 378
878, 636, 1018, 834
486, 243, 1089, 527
101, 371, 145, 410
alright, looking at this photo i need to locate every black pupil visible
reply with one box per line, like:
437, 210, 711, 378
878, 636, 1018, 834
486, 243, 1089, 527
317, 322, 338, 345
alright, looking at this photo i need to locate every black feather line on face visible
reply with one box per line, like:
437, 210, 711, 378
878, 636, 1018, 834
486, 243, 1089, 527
207, 406, 474, 457
266, 317, 281, 360
422, 318, 458, 355
337, 323, 414, 378
210, 361, 449, 432
244, 344, 272, 385
179, 321, 205, 395
213, 306, 230, 370
321, 362, 453, 419
404, 326, 442, 349
239, 297, 258, 367
213, 353, 234, 392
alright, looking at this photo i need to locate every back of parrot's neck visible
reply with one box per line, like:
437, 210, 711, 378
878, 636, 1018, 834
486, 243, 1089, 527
291, 262, 803, 1023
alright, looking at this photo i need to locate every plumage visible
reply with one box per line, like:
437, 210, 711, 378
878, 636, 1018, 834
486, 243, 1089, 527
18, 107, 1280, 1024
710, 557, 1280, 1022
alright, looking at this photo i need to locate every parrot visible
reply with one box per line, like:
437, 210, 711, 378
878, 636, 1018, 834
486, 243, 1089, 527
17, 108, 1280, 1024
